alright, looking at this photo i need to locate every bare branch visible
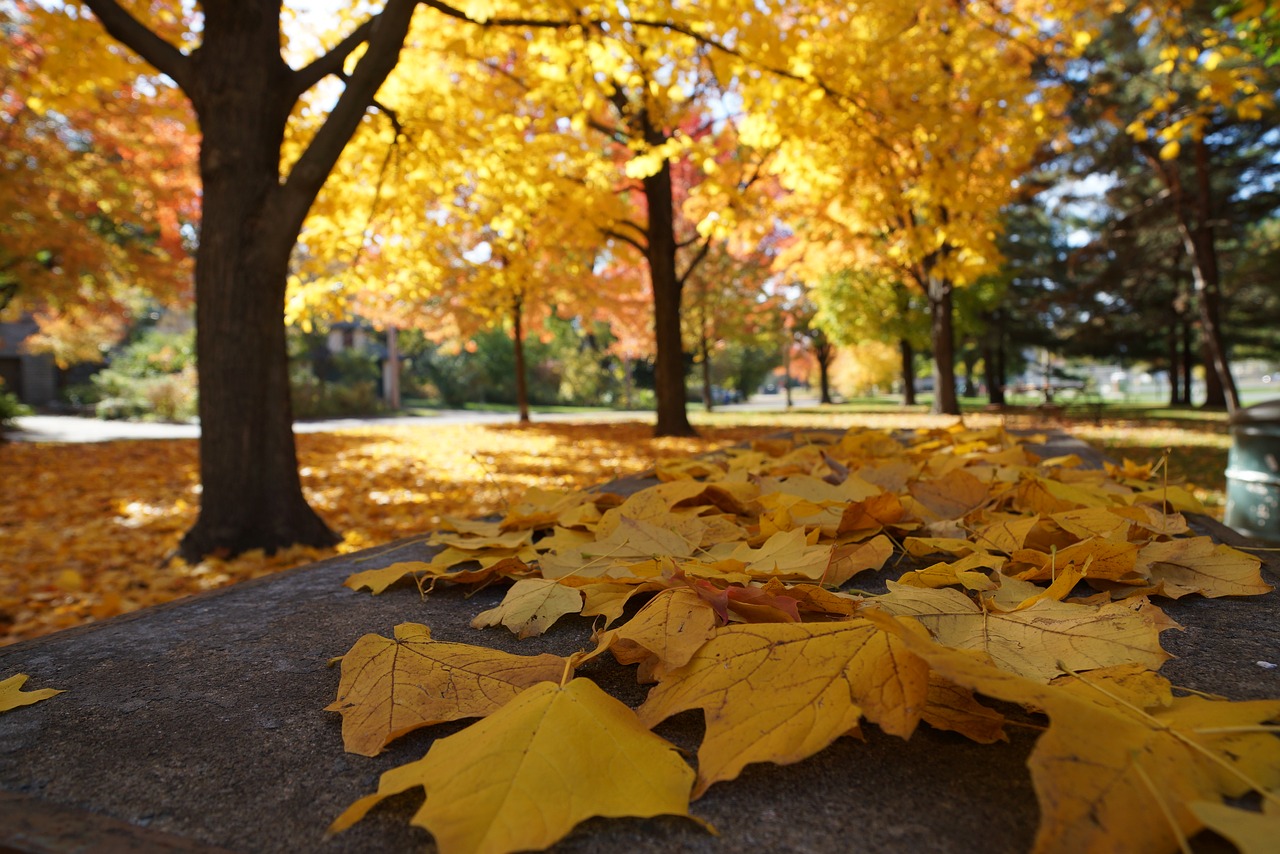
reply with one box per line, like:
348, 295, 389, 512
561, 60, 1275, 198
677, 234, 714, 287
602, 227, 648, 255
276, 0, 418, 230
80, 0, 190, 88
292, 18, 376, 97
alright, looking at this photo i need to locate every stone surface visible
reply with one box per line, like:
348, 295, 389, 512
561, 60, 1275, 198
0, 435, 1277, 852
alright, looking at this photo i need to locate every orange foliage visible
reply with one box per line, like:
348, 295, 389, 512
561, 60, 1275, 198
0, 423, 775, 646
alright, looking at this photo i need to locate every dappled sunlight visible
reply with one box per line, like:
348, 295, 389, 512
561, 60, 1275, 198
0, 414, 1232, 646
0, 421, 779, 645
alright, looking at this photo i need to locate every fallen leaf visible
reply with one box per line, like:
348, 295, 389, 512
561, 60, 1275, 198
638, 619, 928, 795
344, 560, 432, 595
599, 587, 718, 679
920, 674, 1006, 744
0, 673, 63, 713
1137, 537, 1272, 598
872, 582, 1172, 682
331, 678, 698, 853
471, 579, 584, 638
909, 468, 989, 520
1189, 802, 1280, 854
326, 623, 567, 756
866, 611, 1280, 854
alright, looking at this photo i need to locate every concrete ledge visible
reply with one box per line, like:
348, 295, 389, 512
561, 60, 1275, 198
1, 435, 1276, 852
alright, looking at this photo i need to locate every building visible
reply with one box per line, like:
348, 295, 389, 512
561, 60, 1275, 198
0, 316, 58, 406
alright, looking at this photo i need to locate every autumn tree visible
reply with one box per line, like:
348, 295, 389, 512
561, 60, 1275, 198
744, 2, 1070, 415
0, 2, 198, 355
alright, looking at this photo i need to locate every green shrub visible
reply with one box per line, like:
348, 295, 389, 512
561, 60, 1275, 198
90, 330, 199, 422
0, 383, 31, 437
290, 369, 385, 419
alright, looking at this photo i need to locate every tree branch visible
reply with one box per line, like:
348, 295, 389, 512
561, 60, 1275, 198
602, 227, 648, 255
80, 0, 190, 88
276, 0, 418, 231
677, 233, 714, 287
291, 18, 377, 97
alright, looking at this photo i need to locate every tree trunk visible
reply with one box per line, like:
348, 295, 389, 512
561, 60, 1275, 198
900, 338, 917, 405
1167, 321, 1181, 407
86, 0, 417, 561
643, 153, 694, 436
383, 324, 400, 410
1201, 336, 1226, 409
700, 329, 713, 413
512, 297, 530, 424
927, 273, 959, 415
983, 312, 1005, 406
1163, 138, 1239, 412
813, 331, 834, 404
179, 90, 337, 559
1181, 318, 1194, 405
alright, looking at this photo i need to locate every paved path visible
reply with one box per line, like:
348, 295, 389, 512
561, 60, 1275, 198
7, 394, 822, 443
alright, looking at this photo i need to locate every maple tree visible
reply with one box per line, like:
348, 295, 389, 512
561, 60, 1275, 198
0, 1, 198, 348
327, 421, 1276, 853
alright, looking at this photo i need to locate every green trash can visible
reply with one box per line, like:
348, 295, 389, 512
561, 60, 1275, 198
1225, 399, 1280, 542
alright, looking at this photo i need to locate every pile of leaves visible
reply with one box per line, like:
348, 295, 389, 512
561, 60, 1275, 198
327, 424, 1277, 854
0, 422, 781, 644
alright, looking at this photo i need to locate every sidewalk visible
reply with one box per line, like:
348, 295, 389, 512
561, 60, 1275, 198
8, 394, 822, 443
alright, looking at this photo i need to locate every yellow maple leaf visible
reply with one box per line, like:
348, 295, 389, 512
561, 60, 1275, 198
1190, 802, 1280, 853
598, 587, 718, 681
1138, 537, 1272, 598
0, 674, 63, 713
471, 578, 584, 638
343, 560, 433, 595
725, 528, 834, 580
920, 674, 1007, 745
331, 679, 698, 853
638, 619, 928, 796
896, 552, 1004, 592
867, 611, 1280, 853
908, 468, 989, 520
873, 582, 1172, 682
826, 534, 895, 585
326, 623, 567, 756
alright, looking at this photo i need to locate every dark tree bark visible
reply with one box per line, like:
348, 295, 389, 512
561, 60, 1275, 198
700, 328, 714, 413
983, 310, 1006, 406
900, 338, 917, 406
1201, 336, 1227, 409
83, 0, 419, 559
642, 155, 694, 436
512, 297, 530, 424
1181, 318, 1194, 405
1146, 138, 1240, 412
926, 272, 959, 415
811, 328, 835, 404
1167, 320, 1182, 407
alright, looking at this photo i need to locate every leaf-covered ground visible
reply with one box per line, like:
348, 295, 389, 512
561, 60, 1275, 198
0, 413, 1229, 646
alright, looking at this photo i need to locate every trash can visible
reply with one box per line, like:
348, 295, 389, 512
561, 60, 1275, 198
1225, 399, 1280, 542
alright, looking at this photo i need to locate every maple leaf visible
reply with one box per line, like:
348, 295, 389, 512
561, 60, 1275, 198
326, 623, 567, 756
0, 674, 63, 713
1137, 537, 1272, 598
908, 468, 990, 520
872, 582, 1172, 682
724, 528, 834, 580
638, 618, 928, 796
331, 678, 698, 854
867, 611, 1280, 854
471, 578, 584, 638
598, 587, 718, 681
1190, 802, 1280, 853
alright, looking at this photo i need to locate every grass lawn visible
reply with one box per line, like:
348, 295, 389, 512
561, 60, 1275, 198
0, 404, 1237, 646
